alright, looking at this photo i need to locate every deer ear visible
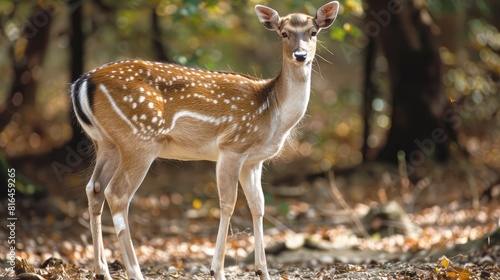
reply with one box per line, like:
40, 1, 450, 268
255, 5, 281, 31
315, 1, 339, 29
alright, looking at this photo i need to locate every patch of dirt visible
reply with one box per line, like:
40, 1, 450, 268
1, 193, 499, 279
2, 161, 500, 279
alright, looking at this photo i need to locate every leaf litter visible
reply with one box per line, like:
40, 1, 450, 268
1, 164, 500, 279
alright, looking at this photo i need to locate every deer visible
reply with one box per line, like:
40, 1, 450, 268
71, 2, 339, 280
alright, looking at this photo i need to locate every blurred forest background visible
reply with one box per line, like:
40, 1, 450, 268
1, 0, 500, 278
2, 0, 500, 204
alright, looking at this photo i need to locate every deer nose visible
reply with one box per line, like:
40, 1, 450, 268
293, 51, 307, 62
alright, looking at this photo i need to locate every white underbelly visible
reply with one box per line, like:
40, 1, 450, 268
158, 139, 218, 161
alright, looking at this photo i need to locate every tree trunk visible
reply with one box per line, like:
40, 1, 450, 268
151, 8, 171, 62
6, 1, 93, 198
364, 0, 457, 171
361, 37, 376, 161
69, 0, 84, 83
67, 0, 90, 149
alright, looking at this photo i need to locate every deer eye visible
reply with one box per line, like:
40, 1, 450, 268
311, 31, 318, 37
281, 32, 288, 38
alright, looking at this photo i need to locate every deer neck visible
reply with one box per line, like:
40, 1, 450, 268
270, 60, 312, 131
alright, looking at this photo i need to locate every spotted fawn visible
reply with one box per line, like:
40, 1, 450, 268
71, 2, 339, 279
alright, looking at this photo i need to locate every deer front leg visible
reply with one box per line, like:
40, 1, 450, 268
240, 162, 270, 280
210, 151, 246, 280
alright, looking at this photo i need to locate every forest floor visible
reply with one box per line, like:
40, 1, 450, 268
1, 162, 500, 279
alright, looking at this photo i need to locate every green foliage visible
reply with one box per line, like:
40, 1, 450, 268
0, 153, 42, 196
425, 0, 492, 16
331, 26, 347, 41
442, 18, 500, 128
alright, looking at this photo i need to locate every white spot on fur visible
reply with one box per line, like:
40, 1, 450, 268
100, 84, 138, 134
112, 213, 126, 235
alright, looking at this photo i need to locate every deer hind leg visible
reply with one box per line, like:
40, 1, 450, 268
103, 145, 158, 280
86, 142, 119, 280
239, 161, 270, 280
210, 151, 246, 280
